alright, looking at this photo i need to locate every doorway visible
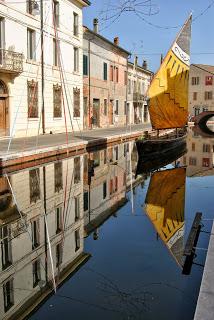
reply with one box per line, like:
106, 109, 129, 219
109, 99, 114, 125
0, 80, 8, 137
93, 99, 100, 128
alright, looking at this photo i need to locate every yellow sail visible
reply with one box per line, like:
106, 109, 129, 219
145, 168, 186, 267
148, 16, 192, 129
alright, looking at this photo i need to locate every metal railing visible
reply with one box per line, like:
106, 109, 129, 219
133, 92, 145, 101
0, 49, 23, 73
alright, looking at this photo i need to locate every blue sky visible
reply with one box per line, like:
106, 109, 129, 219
83, 0, 214, 72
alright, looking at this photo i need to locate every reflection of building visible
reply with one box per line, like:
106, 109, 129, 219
127, 58, 153, 125
0, 155, 90, 320
0, 0, 90, 138
83, 141, 142, 237
180, 127, 214, 176
83, 19, 130, 129
0, 141, 144, 319
189, 64, 214, 117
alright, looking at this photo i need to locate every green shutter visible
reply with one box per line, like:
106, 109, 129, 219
103, 62, 107, 80
83, 55, 88, 75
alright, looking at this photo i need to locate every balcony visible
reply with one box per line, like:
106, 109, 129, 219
133, 92, 145, 102
0, 49, 23, 74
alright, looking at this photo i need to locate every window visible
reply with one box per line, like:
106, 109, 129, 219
73, 12, 79, 36
128, 79, 131, 94
56, 206, 63, 234
202, 158, 210, 167
75, 195, 80, 221
203, 144, 210, 152
83, 54, 88, 76
124, 71, 127, 85
205, 76, 213, 85
104, 99, 107, 115
32, 259, 41, 288
53, 1, 59, 27
194, 107, 200, 116
192, 77, 199, 85
192, 142, 195, 151
205, 91, 213, 100
27, 0, 36, 15
115, 176, 118, 192
74, 157, 80, 183
93, 151, 100, 167
114, 146, 118, 160
115, 67, 119, 82
0, 226, 12, 270
103, 62, 108, 80
54, 162, 63, 192
73, 87, 80, 117
84, 192, 88, 211
28, 80, 38, 118
0, 18, 5, 63
203, 106, 208, 112
74, 47, 79, 72
189, 157, 197, 166
75, 230, 80, 251
29, 168, 40, 203
103, 149, 107, 164
27, 28, 36, 60
109, 179, 113, 195
110, 65, 114, 81
193, 92, 197, 101
53, 38, 59, 66
53, 84, 62, 117
56, 242, 63, 267
115, 100, 119, 115
103, 181, 107, 199
3, 278, 14, 312
31, 218, 40, 249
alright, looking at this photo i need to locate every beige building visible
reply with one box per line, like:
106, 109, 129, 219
0, 0, 90, 138
189, 64, 214, 118
180, 127, 214, 176
127, 58, 153, 125
83, 19, 130, 129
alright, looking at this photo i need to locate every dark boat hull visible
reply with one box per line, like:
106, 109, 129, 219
136, 134, 186, 158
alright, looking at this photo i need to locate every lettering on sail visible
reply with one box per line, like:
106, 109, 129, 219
172, 42, 190, 66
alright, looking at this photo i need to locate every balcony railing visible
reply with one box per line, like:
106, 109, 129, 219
133, 92, 145, 101
0, 49, 23, 74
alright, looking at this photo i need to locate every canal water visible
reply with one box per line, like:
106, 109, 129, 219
0, 126, 214, 320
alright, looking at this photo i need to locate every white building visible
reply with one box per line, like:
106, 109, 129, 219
0, 0, 90, 138
127, 58, 153, 125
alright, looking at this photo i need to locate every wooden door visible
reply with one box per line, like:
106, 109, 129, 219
109, 100, 113, 125
0, 98, 6, 136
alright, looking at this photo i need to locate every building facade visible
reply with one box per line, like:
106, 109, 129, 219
83, 19, 130, 129
0, 0, 90, 138
189, 64, 214, 118
127, 58, 153, 125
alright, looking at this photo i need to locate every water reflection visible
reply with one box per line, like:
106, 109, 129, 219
145, 168, 186, 268
0, 141, 139, 320
0, 128, 213, 319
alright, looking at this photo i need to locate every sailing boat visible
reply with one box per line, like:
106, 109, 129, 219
144, 168, 186, 267
136, 15, 192, 157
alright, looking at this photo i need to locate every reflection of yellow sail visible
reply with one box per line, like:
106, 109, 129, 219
148, 16, 192, 130
145, 168, 186, 266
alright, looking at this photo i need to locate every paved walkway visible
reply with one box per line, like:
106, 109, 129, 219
194, 221, 214, 320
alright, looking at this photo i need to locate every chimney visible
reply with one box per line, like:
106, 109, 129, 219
134, 56, 138, 67
143, 60, 147, 69
93, 18, 99, 33
114, 37, 119, 46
